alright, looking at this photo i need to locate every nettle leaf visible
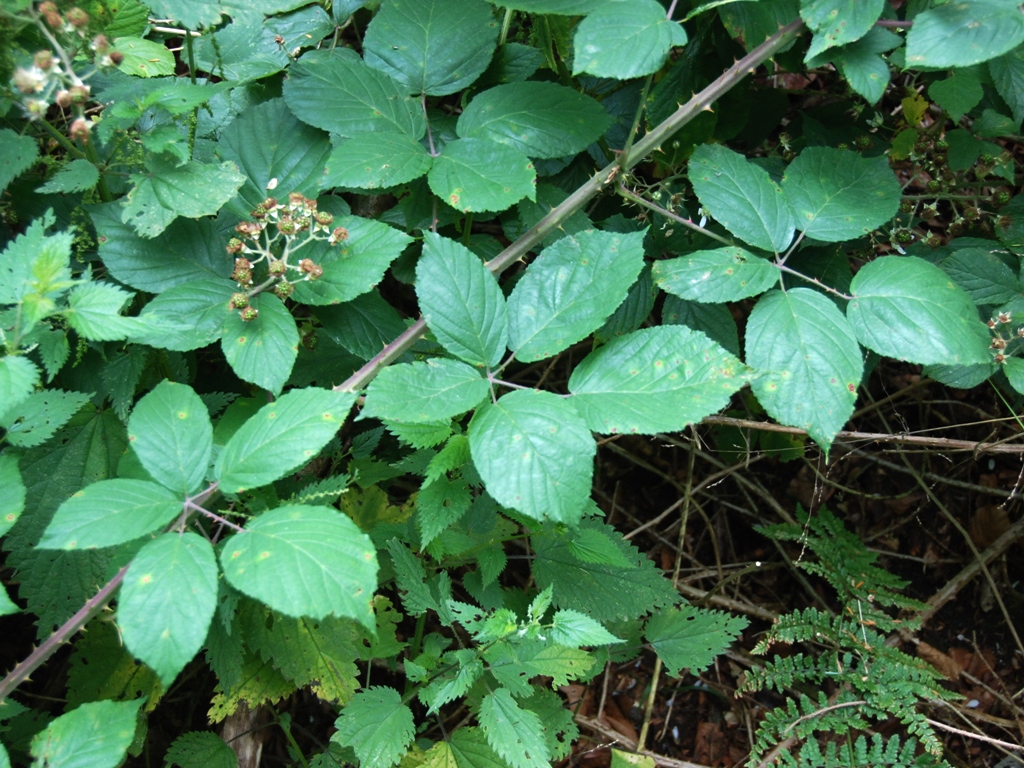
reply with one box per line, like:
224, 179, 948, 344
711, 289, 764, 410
457, 82, 611, 159
416, 232, 509, 367
119, 532, 218, 686
421, 650, 484, 714
64, 282, 140, 342
847, 256, 992, 366
0, 355, 40, 423
906, 0, 1024, 68
652, 247, 779, 303
936, 247, 1021, 306
215, 387, 355, 494
689, 144, 794, 253
362, 0, 499, 97
291, 216, 414, 306
38, 479, 180, 550
0, 453, 26, 538
745, 288, 862, 451
163, 732, 238, 768
549, 609, 623, 647
479, 688, 550, 768
37, 159, 99, 194
0, 389, 92, 448
30, 699, 142, 768
469, 389, 596, 525
133, 278, 235, 352
417, 475, 472, 546
0, 127, 39, 192
507, 229, 645, 362
323, 133, 433, 190
122, 155, 246, 239
284, 48, 425, 138
363, 359, 489, 423
428, 138, 535, 213
332, 687, 415, 768
645, 604, 749, 677
781, 147, 901, 242
443, 728, 505, 768
128, 381, 213, 495
222, 506, 377, 625
568, 326, 747, 435
220, 293, 299, 395
485, 639, 593, 694
572, 0, 687, 79
802, 0, 884, 59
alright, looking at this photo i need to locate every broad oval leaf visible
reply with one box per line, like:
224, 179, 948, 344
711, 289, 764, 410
781, 147, 900, 242
220, 292, 299, 395
652, 246, 779, 303
128, 380, 212, 494
936, 247, 1021, 306
416, 232, 509, 367
215, 387, 356, 494
457, 82, 612, 159
745, 288, 863, 451
847, 256, 992, 366
802, 0, 884, 59
323, 133, 433, 190
507, 229, 645, 362
363, 359, 489, 423
332, 687, 415, 768
220, 505, 378, 626
485, 0, 616, 11
30, 699, 142, 768
38, 479, 181, 550
572, 0, 688, 79
907, 0, 1024, 68
568, 326, 747, 435
133, 277, 235, 352
283, 48, 425, 139
119, 532, 217, 686
428, 138, 535, 213
363, 0, 499, 97
689, 144, 795, 253
645, 605, 749, 677
469, 389, 596, 524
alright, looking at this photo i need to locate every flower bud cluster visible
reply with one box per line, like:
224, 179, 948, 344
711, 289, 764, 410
987, 311, 1021, 364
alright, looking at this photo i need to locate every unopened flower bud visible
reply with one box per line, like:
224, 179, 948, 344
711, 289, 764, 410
68, 84, 90, 104
109, 51, 124, 65
65, 7, 89, 27
69, 117, 91, 142
33, 50, 54, 70
91, 34, 109, 54
55, 89, 71, 108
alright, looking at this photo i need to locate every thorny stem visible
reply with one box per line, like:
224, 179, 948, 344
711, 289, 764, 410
617, 181, 733, 246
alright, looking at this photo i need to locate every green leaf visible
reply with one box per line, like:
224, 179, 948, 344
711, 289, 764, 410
133, 278, 235, 352
929, 68, 984, 122
164, 732, 239, 768
0, 453, 25, 538
457, 82, 612, 159
0, 128, 39, 192
215, 387, 355, 494
323, 133, 433, 190
611, 749, 654, 768
37, 159, 99, 194
63, 282, 139, 341
469, 390, 596, 525
217, 98, 332, 217
652, 247, 779, 302
416, 232, 509, 367
484, 0, 614, 11
122, 155, 246, 239
1, 389, 92, 448
549, 609, 623, 647
362, 0, 499, 96
0, 584, 16, 616
146, 0, 309, 27
318, 292, 410, 362
30, 699, 142, 768
442, 728, 505, 768
0, 355, 40, 423
128, 381, 213, 494
689, 144, 795, 253
565, 526, 633, 568
833, 28, 902, 105
847, 256, 993, 366
421, 650, 483, 714
428, 138, 535, 213
802, 0, 884, 59
111, 36, 175, 76
38, 479, 180, 550
332, 687, 415, 768
936, 247, 1021, 306
386, 539, 437, 615
746, 288, 862, 451
572, 0, 687, 79
485, 639, 593, 694
417, 475, 472, 546
507, 229, 645, 362
906, 0, 1024, 68
568, 326, 746, 435
220, 293, 299, 395
284, 48, 425, 139
479, 688, 550, 768
596, 264, 656, 342
192, 15, 290, 82
645, 604, 748, 676
363, 359, 489, 423
781, 147, 901, 242
119, 532, 218, 686
221, 505, 377, 625
990, 48, 1024, 128
1003, 357, 1024, 395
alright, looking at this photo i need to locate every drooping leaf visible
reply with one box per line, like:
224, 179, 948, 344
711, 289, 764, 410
781, 147, 901, 242
221, 506, 377, 626
119, 532, 218, 686
215, 387, 355, 494
220, 293, 299, 395
906, 0, 1024, 68
661, 296, 738, 359
652, 246, 779, 302
469, 389, 596, 524
0, 389, 92, 448
568, 326, 747, 435
572, 0, 688, 79
386, 539, 437, 615
549, 609, 623, 647
363, 359, 489, 423
128, 381, 213, 495
929, 69, 984, 123
479, 688, 550, 768
645, 604, 748, 677
745, 288, 862, 451
457, 82, 611, 159
323, 133, 434, 190
30, 699, 142, 768
283, 48, 425, 138
428, 137, 536, 213
847, 256, 993, 366
416, 232, 509, 367
362, 0, 499, 96
38, 479, 181, 550
507, 229, 645, 362
689, 144, 795, 253
802, 0, 884, 59
332, 687, 415, 768
421, 650, 484, 714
